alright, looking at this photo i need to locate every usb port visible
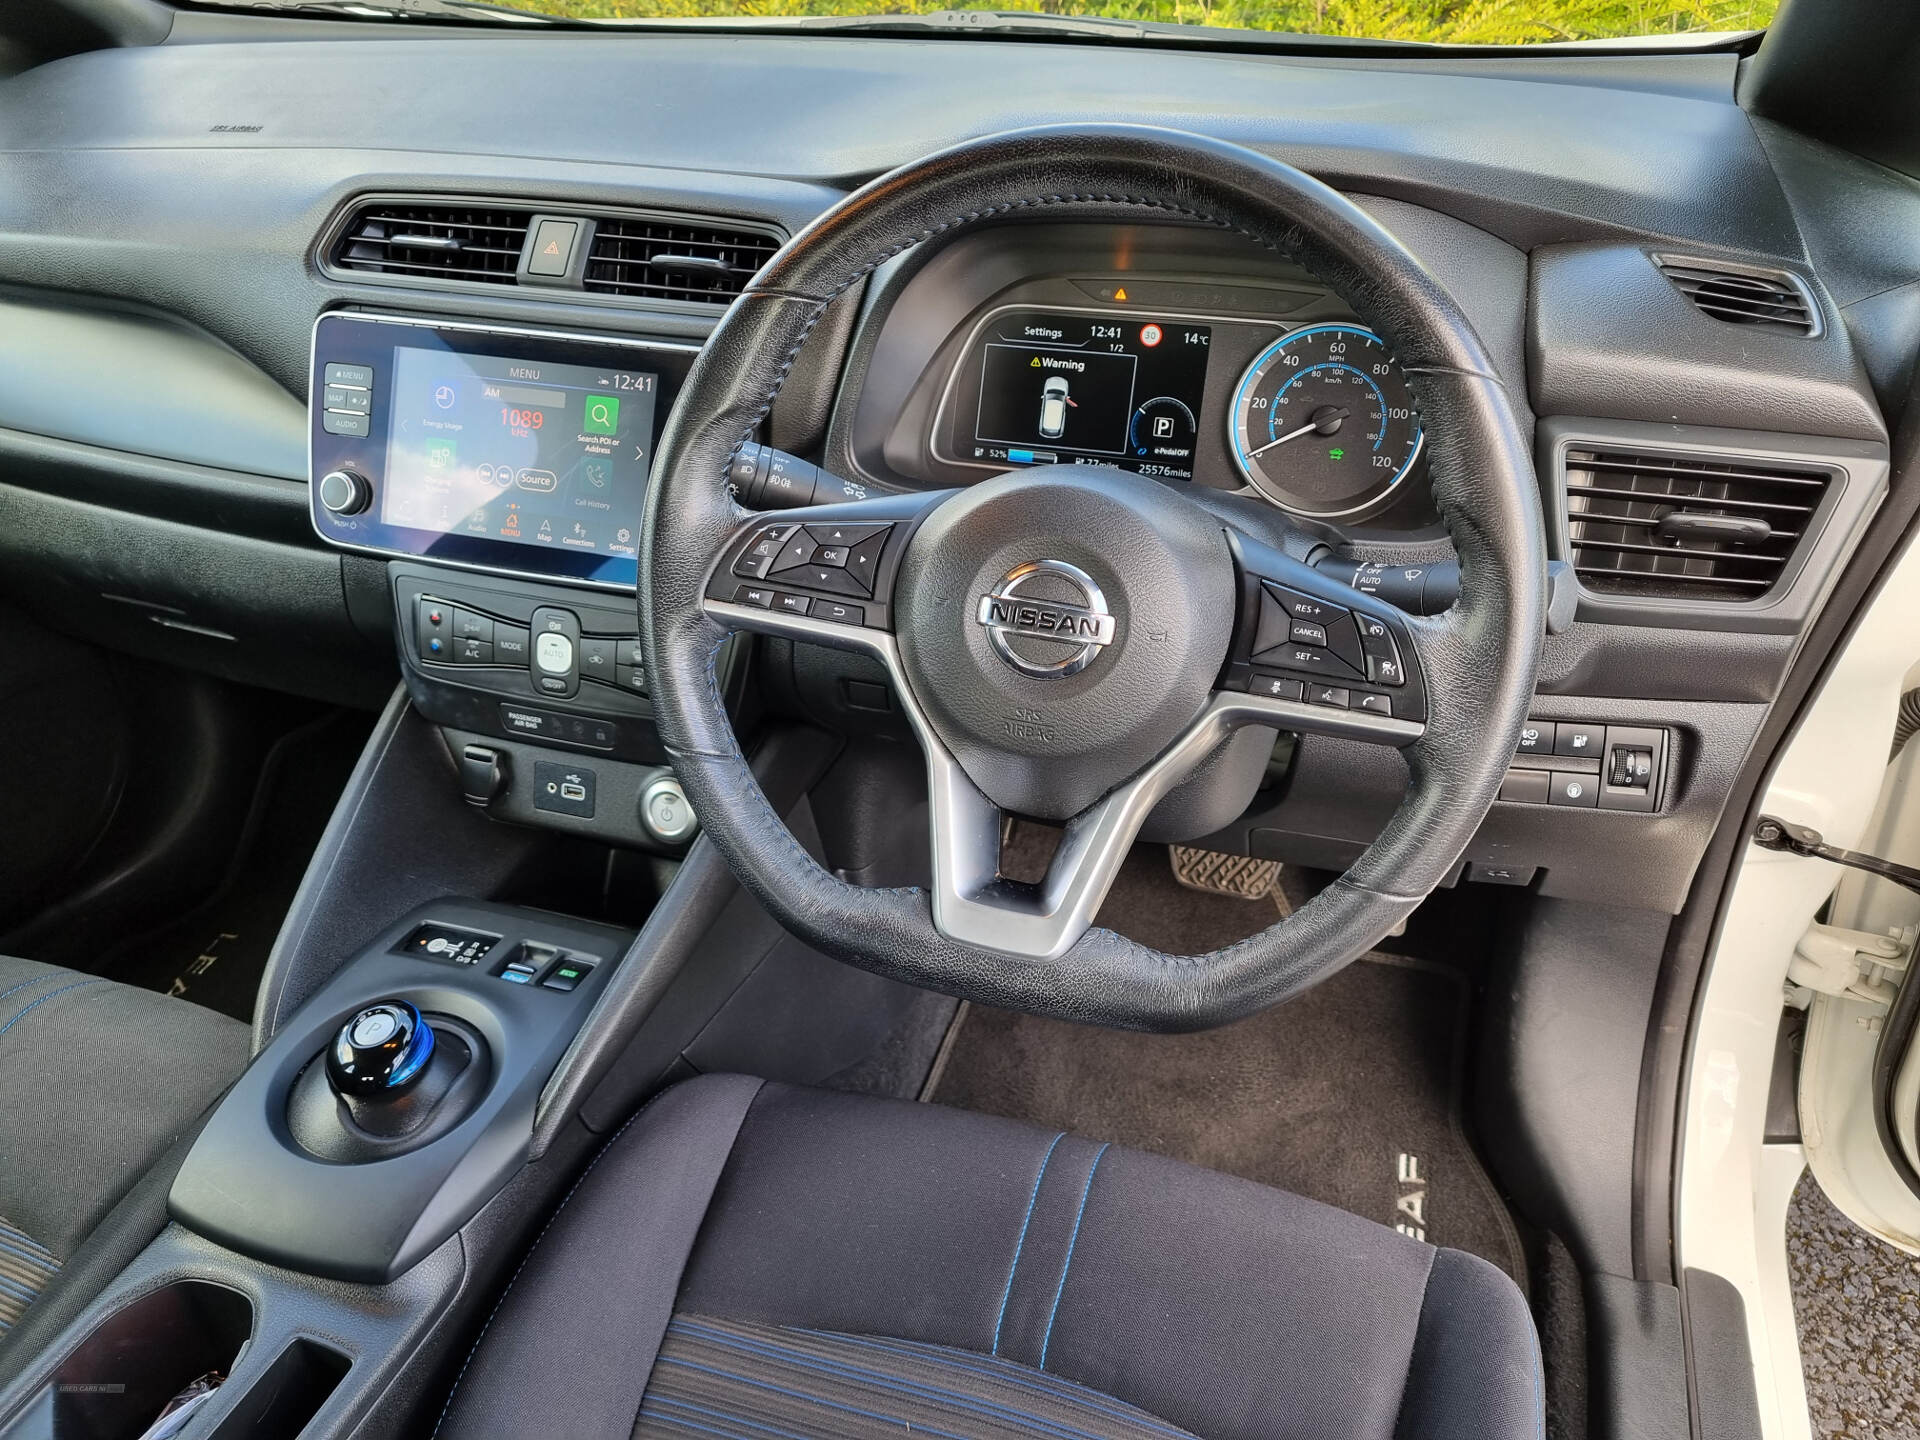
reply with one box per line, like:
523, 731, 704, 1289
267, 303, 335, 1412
559, 781, 587, 803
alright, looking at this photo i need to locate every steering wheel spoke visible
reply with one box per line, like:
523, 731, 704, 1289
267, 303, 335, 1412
1216, 529, 1429, 747
701, 489, 948, 641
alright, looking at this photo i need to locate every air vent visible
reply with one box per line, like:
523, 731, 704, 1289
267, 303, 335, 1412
1655, 256, 1818, 336
330, 202, 533, 285
1566, 447, 1834, 602
585, 217, 781, 304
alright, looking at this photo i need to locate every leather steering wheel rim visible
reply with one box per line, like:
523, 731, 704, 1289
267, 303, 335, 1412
640, 123, 1544, 1032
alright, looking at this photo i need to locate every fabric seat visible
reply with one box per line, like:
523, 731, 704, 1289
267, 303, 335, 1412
0, 957, 249, 1344
436, 1074, 1543, 1440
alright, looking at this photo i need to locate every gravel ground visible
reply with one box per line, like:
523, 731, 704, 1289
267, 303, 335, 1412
1787, 1172, 1920, 1439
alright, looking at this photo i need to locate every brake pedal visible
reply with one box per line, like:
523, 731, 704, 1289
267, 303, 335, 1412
1169, 846, 1281, 900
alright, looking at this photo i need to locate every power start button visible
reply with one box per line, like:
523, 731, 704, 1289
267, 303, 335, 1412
640, 775, 697, 844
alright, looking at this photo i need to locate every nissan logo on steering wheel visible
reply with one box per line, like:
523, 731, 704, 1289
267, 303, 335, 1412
975, 559, 1117, 678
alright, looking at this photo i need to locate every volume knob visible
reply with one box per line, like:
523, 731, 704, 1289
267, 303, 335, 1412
318, 468, 372, 517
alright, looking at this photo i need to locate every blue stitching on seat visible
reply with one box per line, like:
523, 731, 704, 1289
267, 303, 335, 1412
802, 1330, 1195, 1440
812, 1331, 1194, 1440
0, 972, 66, 1010
1039, 1143, 1109, 1371
0, 1274, 41, 1304
994, 1131, 1064, 1356
670, 1321, 1126, 1440
0, 981, 104, 1039
654, 1356, 977, 1440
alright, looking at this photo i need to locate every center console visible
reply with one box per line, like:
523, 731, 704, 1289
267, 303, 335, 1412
309, 310, 727, 851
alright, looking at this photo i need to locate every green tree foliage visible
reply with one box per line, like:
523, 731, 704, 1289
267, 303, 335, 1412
510, 0, 1777, 42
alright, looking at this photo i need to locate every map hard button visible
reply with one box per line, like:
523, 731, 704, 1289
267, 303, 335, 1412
322, 384, 371, 414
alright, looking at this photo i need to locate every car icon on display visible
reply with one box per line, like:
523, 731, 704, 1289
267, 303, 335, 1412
1038, 374, 1074, 438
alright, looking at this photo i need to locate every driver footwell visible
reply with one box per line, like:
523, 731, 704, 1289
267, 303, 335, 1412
925, 839, 1527, 1285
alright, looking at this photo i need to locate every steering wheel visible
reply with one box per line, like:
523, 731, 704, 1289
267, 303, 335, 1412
640, 124, 1544, 1031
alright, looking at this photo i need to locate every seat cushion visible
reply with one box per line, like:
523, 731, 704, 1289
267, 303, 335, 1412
0, 957, 248, 1334
436, 1075, 1543, 1440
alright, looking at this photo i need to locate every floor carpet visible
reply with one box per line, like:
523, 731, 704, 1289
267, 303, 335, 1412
98, 709, 371, 1022
927, 839, 1528, 1286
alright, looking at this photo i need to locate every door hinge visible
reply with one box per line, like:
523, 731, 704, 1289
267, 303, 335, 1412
1786, 922, 1914, 1009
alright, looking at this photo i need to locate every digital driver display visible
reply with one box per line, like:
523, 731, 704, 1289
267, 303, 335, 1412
962, 310, 1212, 480
382, 346, 660, 560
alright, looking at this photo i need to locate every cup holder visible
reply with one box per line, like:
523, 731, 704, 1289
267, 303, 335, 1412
13, 1281, 250, 1440
1, 1281, 352, 1440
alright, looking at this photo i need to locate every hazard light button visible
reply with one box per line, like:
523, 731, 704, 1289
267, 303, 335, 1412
527, 218, 580, 278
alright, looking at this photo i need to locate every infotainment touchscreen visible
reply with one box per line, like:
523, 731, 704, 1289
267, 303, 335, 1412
383, 346, 657, 560
308, 312, 695, 590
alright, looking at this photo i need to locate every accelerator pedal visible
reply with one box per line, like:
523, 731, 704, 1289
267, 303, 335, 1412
1169, 846, 1282, 901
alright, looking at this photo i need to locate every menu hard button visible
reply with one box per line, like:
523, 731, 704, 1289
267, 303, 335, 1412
323, 362, 374, 389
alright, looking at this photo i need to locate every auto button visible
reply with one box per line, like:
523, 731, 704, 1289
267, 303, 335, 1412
530, 607, 581, 699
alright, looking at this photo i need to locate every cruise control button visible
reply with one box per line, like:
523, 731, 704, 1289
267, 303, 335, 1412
1273, 644, 1363, 681
1356, 614, 1406, 686
1266, 584, 1341, 626
1307, 684, 1350, 709
1248, 672, 1305, 702
1289, 621, 1329, 648
809, 598, 865, 626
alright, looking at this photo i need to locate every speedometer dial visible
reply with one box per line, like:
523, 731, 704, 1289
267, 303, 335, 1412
1228, 324, 1423, 518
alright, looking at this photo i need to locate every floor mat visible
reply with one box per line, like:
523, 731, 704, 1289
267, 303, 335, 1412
927, 842, 1528, 1286
97, 710, 370, 1022
1788, 1170, 1920, 1439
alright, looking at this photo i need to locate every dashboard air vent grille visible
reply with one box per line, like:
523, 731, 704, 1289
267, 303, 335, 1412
585, 217, 781, 304
1655, 257, 1817, 336
1566, 447, 1833, 602
332, 203, 532, 285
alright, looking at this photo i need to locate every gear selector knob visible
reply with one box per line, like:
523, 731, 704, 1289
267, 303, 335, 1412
327, 1000, 435, 1096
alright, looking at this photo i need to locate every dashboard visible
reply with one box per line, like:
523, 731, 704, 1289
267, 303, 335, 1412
0, 20, 1914, 912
